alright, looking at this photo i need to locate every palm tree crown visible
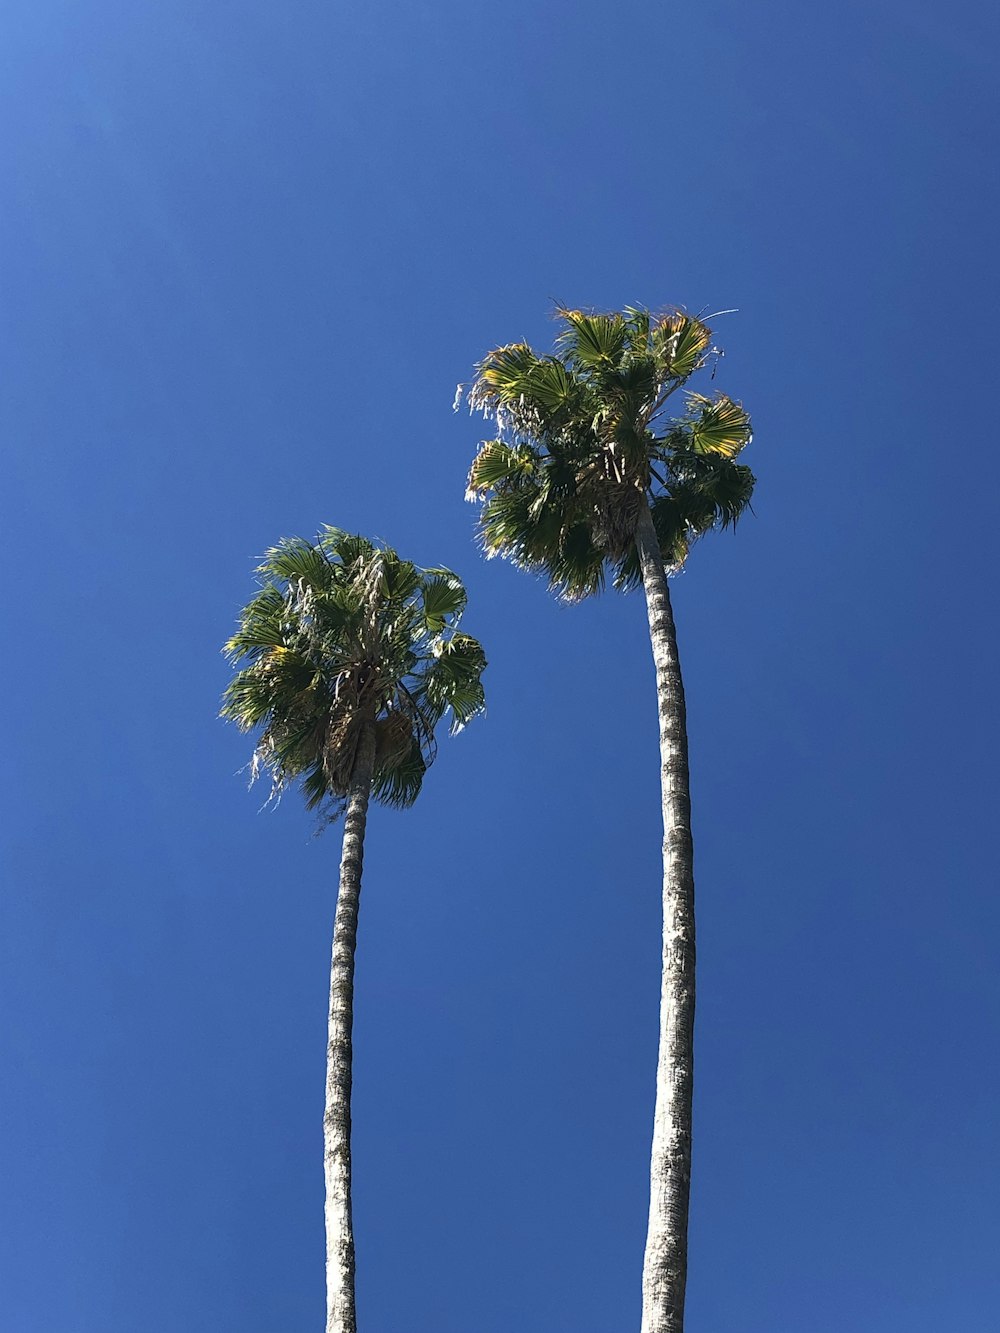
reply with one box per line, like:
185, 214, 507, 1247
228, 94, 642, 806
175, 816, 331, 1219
222, 527, 487, 815
464, 306, 755, 595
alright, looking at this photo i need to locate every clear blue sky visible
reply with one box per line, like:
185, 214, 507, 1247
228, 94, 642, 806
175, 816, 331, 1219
2, 2, 998, 1330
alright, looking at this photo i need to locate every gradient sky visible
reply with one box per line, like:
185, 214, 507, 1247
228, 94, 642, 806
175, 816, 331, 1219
2, 2, 998, 1330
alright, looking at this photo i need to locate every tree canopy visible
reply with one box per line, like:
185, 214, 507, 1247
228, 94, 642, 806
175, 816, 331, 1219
464, 306, 755, 599
222, 528, 486, 816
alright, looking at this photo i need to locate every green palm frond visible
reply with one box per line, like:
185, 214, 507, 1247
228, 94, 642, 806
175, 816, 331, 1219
623, 306, 652, 353
552, 521, 606, 600
470, 342, 540, 404
420, 572, 467, 631
259, 537, 332, 587
469, 344, 593, 438
424, 632, 488, 731
222, 585, 289, 660
672, 456, 756, 530
608, 359, 659, 401
478, 483, 551, 560
318, 528, 376, 570
466, 441, 540, 498
222, 531, 486, 819
653, 312, 713, 381
301, 761, 337, 812
556, 309, 628, 369
380, 556, 422, 603
532, 358, 583, 411
683, 394, 752, 458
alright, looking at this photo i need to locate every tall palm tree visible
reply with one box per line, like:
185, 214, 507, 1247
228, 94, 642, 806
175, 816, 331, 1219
221, 528, 486, 1333
463, 307, 754, 1333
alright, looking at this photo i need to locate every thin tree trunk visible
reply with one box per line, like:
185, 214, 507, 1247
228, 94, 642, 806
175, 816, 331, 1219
325, 722, 376, 1333
633, 500, 696, 1333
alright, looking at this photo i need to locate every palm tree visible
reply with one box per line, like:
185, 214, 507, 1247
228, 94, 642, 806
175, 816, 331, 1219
221, 528, 487, 1333
463, 307, 754, 1333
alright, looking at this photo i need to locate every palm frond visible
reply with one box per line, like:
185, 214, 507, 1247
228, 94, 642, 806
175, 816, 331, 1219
370, 737, 426, 809
683, 394, 752, 458
222, 585, 289, 661
466, 441, 540, 499
653, 312, 712, 381
469, 342, 540, 409
420, 572, 468, 631
318, 528, 376, 570
424, 632, 488, 731
259, 537, 332, 588
556, 309, 628, 369
623, 306, 652, 354
672, 458, 755, 529
469, 343, 593, 439
381, 556, 421, 603
551, 521, 606, 600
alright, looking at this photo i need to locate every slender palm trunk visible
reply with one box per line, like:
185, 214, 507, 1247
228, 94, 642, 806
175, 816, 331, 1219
325, 723, 376, 1333
633, 500, 696, 1333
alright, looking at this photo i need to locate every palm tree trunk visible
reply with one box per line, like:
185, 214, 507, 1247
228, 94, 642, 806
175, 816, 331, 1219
633, 500, 696, 1333
325, 722, 376, 1333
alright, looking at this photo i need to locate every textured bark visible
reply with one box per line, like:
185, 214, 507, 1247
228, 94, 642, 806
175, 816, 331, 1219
634, 500, 696, 1333
325, 722, 376, 1333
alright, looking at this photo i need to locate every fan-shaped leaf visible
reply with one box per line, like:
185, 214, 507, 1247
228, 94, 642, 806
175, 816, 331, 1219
467, 441, 539, 496
654, 313, 712, 381
525, 358, 577, 410
474, 343, 539, 402
421, 573, 467, 631
371, 737, 426, 809
260, 538, 331, 587
557, 310, 628, 368
685, 394, 752, 457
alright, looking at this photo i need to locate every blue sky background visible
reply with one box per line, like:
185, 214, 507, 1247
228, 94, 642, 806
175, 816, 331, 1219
2, 2, 998, 1330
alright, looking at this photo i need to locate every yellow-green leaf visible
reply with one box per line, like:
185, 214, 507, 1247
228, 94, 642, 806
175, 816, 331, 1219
687, 394, 752, 457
